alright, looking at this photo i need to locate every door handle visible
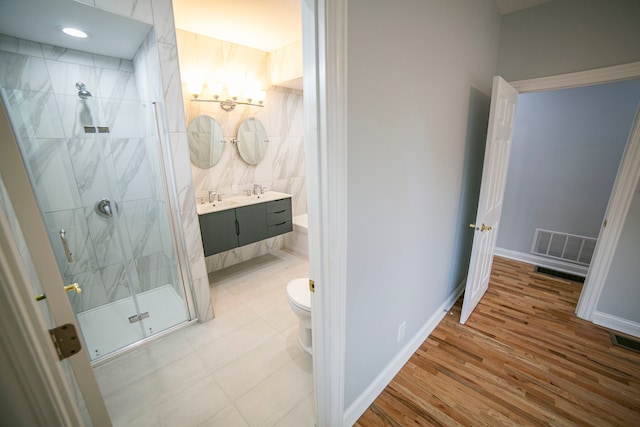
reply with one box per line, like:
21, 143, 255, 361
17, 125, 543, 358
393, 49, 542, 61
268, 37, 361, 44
469, 223, 493, 232
59, 229, 73, 262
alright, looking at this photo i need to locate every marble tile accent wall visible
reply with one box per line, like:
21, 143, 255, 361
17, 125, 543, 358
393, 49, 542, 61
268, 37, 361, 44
176, 30, 307, 272
269, 41, 303, 86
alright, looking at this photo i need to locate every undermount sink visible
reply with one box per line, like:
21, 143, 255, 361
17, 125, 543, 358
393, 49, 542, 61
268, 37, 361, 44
196, 191, 291, 215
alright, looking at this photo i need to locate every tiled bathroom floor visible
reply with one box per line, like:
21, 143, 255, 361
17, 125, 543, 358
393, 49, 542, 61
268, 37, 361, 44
93, 250, 314, 427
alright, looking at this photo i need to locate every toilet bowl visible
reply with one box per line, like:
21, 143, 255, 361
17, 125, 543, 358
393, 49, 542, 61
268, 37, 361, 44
286, 277, 312, 355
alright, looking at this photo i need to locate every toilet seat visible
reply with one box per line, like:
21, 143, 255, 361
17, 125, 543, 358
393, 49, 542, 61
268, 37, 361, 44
287, 278, 310, 312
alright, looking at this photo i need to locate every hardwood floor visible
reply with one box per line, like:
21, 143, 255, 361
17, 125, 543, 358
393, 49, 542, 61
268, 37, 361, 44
355, 257, 640, 426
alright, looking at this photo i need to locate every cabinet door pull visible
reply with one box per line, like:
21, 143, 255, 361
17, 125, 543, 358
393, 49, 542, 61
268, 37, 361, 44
235, 220, 240, 235
274, 221, 287, 226
273, 210, 286, 214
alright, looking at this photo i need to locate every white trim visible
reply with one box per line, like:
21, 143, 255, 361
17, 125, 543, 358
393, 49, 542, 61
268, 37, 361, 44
592, 311, 640, 338
575, 107, 640, 320
303, 0, 348, 425
494, 247, 589, 277
343, 280, 466, 426
511, 61, 640, 93
0, 197, 83, 426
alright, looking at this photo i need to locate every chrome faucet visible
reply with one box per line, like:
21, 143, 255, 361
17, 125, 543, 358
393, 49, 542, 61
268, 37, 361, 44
253, 184, 263, 195
208, 191, 216, 203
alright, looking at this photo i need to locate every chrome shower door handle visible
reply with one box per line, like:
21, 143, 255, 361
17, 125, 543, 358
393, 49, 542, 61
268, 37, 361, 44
59, 229, 73, 262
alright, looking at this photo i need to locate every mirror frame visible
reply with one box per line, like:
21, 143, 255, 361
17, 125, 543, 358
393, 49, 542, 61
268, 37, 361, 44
187, 115, 225, 169
236, 117, 269, 165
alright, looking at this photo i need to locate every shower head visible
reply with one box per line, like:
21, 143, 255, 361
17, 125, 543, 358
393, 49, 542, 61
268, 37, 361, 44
75, 82, 92, 99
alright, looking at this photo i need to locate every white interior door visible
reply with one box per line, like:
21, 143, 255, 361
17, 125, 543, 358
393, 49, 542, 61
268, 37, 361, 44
0, 97, 111, 425
460, 76, 519, 324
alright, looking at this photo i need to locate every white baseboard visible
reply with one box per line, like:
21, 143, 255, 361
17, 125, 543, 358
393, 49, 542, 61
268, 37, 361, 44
494, 247, 588, 277
592, 311, 640, 338
342, 280, 465, 426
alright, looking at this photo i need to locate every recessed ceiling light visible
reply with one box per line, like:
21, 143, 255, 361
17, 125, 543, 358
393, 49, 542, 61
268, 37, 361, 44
61, 27, 88, 38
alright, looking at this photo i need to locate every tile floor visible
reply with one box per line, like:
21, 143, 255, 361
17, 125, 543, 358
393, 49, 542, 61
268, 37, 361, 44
93, 250, 315, 427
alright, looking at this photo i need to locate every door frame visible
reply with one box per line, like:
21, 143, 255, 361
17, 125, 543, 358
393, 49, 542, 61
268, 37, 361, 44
509, 61, 640, 321
302, 0, 348, 425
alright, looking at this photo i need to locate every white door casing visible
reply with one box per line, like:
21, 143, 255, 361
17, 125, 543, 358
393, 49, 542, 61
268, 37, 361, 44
460, 76, 519, 324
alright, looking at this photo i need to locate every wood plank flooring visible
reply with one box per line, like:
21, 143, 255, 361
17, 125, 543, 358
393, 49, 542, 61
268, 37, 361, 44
355, 257, 640, 426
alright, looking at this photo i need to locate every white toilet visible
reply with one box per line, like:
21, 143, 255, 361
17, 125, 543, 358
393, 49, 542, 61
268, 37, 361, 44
286, 277, 312, 355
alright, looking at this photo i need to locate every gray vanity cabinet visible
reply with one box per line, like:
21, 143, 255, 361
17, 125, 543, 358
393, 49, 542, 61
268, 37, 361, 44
236, 204, 268, 246
199, 209, 237, 256
198, 197, 292, 257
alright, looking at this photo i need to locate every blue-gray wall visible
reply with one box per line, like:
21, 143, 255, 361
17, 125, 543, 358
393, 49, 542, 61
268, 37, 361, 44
596, 179, 640, 323
497, 0, 640, 82
497, 79, 640, 254
344, 0, 501, 410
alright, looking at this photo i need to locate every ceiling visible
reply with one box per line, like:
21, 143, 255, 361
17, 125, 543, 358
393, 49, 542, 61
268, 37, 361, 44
173, 0, 555, 53
0, 0, 151, 60
0, 0, 555, 61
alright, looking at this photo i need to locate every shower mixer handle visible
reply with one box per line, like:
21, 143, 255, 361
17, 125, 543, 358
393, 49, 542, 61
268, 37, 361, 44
95, 198, 114, 218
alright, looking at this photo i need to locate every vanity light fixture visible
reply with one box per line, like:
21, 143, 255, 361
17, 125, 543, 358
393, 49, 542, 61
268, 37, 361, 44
188, 82, 265, 111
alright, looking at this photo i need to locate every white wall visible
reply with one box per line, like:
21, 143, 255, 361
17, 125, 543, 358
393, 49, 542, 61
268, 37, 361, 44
344, 0, 500, 409
497, 0, 640, 81
497, 79, 640, 254
596, 179, 640, 324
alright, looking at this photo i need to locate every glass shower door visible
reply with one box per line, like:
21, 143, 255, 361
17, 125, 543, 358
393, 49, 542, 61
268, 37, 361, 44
2, 83, 190, 361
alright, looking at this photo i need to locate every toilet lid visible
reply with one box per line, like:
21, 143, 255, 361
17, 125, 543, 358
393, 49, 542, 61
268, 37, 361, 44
287, 278, 311, 310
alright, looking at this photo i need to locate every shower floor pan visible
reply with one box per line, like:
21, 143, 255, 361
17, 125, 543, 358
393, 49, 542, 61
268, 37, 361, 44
77, 285, 188, 360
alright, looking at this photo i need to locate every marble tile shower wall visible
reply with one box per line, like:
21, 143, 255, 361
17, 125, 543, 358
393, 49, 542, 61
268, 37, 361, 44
176, 30, 307, 272
0, 34, 178, 313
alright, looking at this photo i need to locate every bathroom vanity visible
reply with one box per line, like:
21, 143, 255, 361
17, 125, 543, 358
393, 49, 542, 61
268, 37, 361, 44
197, 191, 293, 256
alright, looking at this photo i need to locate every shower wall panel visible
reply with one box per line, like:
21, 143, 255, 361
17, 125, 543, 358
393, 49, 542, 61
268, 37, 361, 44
0, 33, 179, 314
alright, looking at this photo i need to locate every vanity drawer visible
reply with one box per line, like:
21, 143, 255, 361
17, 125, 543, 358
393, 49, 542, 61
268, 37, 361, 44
268, 220, 293, 237
266, 198, 291, 214
266, 198, 292, 226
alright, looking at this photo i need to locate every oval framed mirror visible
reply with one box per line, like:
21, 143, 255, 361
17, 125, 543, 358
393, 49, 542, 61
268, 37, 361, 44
236, 117, 269, 165
187, 115, 225, 168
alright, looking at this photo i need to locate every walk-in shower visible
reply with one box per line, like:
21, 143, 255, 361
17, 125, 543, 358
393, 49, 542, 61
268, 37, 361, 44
0, 45, 195, 361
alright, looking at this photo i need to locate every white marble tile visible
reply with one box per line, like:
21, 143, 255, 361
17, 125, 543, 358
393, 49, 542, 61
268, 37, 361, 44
193, 274, 214, 322
182, 303, 258, 351
4, 90, 65, 138
213, 333, 302, 400
100, 261, 137, 303
42, 208, 98, 277
66, 138, 114, 208
67, 268, 109, 313
195, 318, 278, 372
161, 374, 232, 426
85, 206, 132, 268
93, 0, 153, 25
41, 44, 96, 66
150, 0, 177, 45
122, 199, 163, 258
111, 137, 155, 200
95, 66, 138, 100
93, 332, 195, 397
234, 353, 314, 427
198, 405, 250, 427
272, 391, 315, 427
169, 132, 196, 212
0, 34, 44, 58
0, 51, 50, 92
157, 42, 186, 133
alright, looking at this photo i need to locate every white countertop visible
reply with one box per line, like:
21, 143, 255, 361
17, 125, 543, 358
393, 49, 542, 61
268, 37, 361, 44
196, 191, 292, 215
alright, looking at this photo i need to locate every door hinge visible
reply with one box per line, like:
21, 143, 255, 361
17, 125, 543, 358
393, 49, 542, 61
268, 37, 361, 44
49, 324, 82, 360
309, 279, 315, 293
